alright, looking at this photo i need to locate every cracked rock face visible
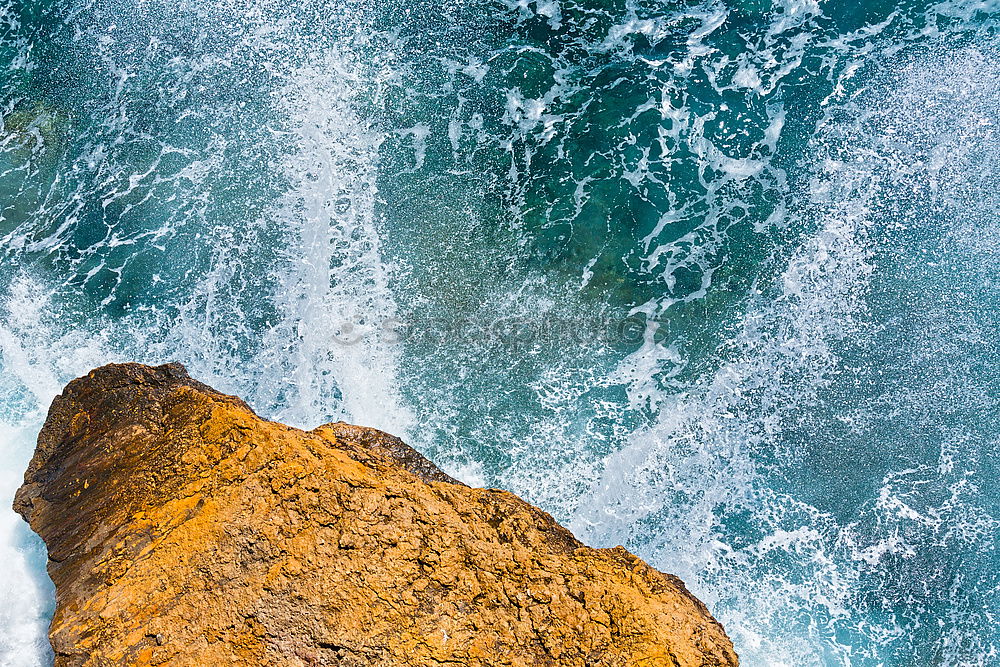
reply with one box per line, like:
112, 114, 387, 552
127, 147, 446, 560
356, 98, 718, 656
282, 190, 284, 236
14, 363, 739, 667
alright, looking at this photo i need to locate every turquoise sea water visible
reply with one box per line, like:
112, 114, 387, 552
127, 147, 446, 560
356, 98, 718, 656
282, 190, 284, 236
1, 0, 999, 664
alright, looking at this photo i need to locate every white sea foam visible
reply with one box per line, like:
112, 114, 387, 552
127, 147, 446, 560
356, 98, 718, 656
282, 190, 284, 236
0, 278, 116, 666
0, 14, 413, 664
0, 424, 53, 667
572, 42, 1000, 665
260, 52, 414, 435
158, 48, 414, 436
2, 1, 998, 664
571, 186, 874, 659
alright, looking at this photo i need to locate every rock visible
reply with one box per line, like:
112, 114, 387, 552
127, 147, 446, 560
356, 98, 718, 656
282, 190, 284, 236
14, 362, 739, 667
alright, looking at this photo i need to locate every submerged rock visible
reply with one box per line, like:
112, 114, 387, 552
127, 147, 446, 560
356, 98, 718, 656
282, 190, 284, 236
14, 362, 738, 667
3, 101, 72, 159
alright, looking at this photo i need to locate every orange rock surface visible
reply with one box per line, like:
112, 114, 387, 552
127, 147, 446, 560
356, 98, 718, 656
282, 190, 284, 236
14, 363, 739, 667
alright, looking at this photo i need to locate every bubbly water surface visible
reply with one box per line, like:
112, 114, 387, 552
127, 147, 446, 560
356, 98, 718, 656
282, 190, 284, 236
1, 0, 998, 664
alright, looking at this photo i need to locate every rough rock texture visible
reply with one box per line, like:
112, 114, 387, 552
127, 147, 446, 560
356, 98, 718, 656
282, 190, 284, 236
15, 363, 739, 667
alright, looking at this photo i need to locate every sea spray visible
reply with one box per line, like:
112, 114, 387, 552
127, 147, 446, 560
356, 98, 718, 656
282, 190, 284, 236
2, 0, 999, 664
0, 4, 414, 660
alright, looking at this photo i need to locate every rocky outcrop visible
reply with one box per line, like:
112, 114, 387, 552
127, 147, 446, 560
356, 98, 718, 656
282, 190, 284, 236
14, 363, 738, 667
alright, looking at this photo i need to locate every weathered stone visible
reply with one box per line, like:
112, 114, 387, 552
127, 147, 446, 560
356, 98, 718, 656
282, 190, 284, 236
15, 362, 738, 667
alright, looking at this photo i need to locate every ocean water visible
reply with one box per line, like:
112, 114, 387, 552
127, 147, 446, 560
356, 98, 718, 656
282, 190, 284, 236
1, 0, 998, 664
